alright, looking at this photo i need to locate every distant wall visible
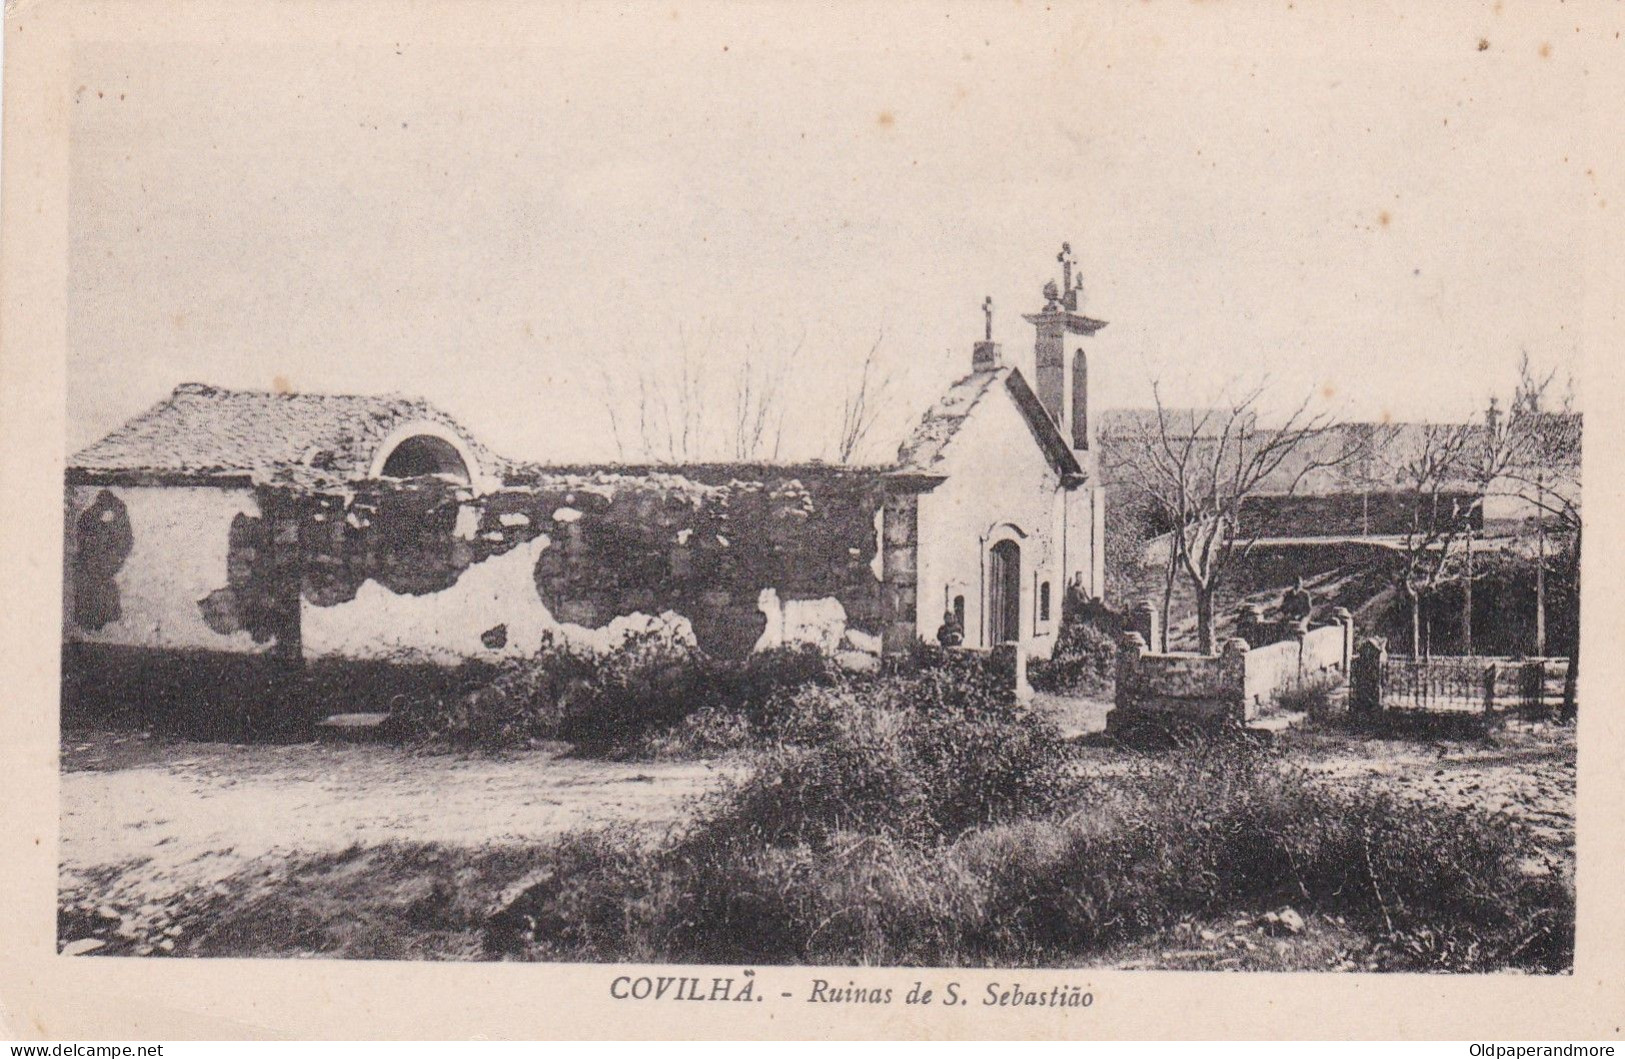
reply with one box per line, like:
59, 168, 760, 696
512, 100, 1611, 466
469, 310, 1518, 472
1239, 491, 1483, 538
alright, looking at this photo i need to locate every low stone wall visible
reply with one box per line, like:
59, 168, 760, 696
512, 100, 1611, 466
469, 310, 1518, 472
1241, 620, 1351, 713
1111, 609, 1353, 728
1113, 638, 1249, 724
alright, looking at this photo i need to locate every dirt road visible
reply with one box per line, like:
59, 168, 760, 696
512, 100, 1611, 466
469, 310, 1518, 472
1286, 720, 1576, 853
59, 716, 1574, 962
61, 731, 731, 907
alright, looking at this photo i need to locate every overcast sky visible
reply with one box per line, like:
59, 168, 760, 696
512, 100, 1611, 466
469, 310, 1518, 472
66, 3, 1600, 464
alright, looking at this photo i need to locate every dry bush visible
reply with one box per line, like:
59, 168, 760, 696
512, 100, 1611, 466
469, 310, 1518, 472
392, 634, 848, 753
489, 738, 1572, 972
1272, 673, 1344, 719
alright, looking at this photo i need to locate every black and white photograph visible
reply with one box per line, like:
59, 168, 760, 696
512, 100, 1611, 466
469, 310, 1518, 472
4, 0, 1622, 1042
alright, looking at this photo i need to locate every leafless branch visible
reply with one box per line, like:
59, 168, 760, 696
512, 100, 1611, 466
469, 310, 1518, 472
596, 368, 627, 460
836, 331, 893, 464
1111, 379, 1352, 652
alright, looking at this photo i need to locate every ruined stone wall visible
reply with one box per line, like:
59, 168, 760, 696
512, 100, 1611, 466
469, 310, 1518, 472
63, 469, 888, 669
297, 467, 887, 663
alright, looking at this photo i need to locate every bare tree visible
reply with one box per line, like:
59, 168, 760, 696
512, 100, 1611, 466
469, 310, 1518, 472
594, 325, 803, 464
623, 329, 713, 462
1493, 353, 1581, 537
1114, 382, 1356, 653
671, 330, 706, 462
597, 368, 628, 461
834, 331, 893, 464
594, 353, 703, 464
1489, 354, 1582, 714
596, 323, 907, 465
1146, 492, 1183, 652
1368, 422, 1482, 657
730, 329, 798, 462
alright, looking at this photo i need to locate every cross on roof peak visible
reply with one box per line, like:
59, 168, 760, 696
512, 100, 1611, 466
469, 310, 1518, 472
982, 295, 994, 341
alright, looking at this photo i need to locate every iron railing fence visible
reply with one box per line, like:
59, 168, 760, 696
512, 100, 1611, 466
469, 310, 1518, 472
1380, 655, 1570, 714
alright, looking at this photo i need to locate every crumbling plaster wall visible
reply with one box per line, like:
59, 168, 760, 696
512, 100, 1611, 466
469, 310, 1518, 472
64, 484, 287, 654
64, 468, 892, 667
913, 388, 1074, 656
297, 468, 888, 663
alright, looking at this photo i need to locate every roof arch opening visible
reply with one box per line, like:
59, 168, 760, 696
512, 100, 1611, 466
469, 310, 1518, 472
369, 422, 483, 487
379, 435, 470, 483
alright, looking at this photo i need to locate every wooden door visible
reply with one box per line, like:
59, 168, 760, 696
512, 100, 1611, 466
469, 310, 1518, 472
989, 540, 1021, 644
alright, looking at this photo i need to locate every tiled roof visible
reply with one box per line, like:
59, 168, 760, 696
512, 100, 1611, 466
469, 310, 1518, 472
69, 383, 501, 487
895, 369, 1003, 473
895, 367, 1081, 479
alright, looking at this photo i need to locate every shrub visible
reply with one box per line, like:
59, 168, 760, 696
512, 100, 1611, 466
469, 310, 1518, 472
720, 644, 850, 712
1030, 622, 1117, 694
888, 642, 1027, 708
552, 630, 719, 748
1029, 585, 1120, 694
1272, 673, 1343, 719
490, 739, 1572, 972
703, 664, 1076, 847
959, 744, 1571, 970
483, 830, 664, 961
389, 629, 696, 750
394, 633, 857, 752
631, 706, 757, 760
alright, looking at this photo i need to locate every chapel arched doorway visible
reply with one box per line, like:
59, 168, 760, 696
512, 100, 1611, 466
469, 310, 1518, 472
988, 539, 1022, 645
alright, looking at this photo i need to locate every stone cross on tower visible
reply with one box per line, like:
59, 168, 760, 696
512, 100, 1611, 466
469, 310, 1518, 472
1023, 240, 1107, 430
972, 295, 1002, 373
1058, 242, 1081, 311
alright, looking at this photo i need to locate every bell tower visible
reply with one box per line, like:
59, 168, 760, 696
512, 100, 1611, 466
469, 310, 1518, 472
1023, 242, 1107, 466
